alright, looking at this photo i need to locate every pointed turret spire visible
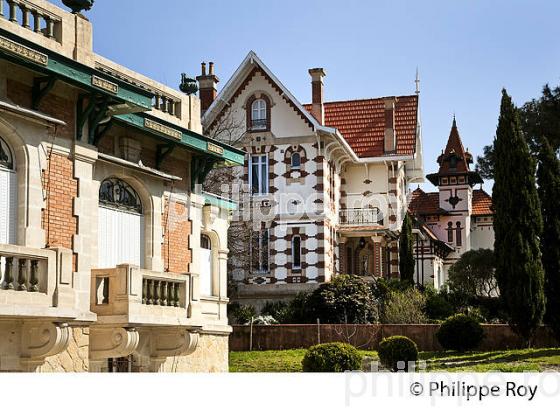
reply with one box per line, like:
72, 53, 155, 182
426, 116, 483, 186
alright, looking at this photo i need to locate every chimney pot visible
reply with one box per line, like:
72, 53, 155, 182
201, 62, 207, 76
196, 61, 220, 113
308, 68, 326, 125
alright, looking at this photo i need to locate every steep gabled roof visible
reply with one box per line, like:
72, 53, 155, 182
303, 96, 419, 158
202, 51, 322, 134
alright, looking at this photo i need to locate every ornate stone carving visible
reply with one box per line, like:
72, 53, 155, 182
207, 142, 224, 156
0, 35, 48, 66
21, 322, 71, 360
150, 329, 199, 358
89, 327, 140, 360
92, 75, 118, 94
144, 118, 182, 140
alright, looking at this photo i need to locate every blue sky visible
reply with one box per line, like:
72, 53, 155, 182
52, 0, 560, 190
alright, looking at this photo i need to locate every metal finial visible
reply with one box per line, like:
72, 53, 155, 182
415, 67, 420, 95
179, 73, 198, 95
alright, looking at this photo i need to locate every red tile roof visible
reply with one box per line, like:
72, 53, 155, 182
472, 189, 493, 216
409, 187, 493, 216
408, 188, 443, 215
303, 95, 419, 158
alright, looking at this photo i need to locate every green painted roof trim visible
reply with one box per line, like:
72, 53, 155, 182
0, 29, 153, 110
203, 193, 238, 211
114, 112, 245, 165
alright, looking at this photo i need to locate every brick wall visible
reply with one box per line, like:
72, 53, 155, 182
7, 79, 75, 141
230, 324, 559, 352
42, 152, 78, 270
162, 198, 191, 273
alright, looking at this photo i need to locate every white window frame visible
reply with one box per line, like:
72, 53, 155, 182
251, 98, 267, 130
249, 154, 269, 196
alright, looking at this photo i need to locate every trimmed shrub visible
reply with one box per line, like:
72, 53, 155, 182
378, 336, 418, 372
229, 303, 256, 325
436, 314, 485, 351
302, 342, 363, 372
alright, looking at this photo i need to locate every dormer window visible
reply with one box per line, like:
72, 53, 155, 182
251, 99, 267, 130
247, 94, 271, 132
291, 152, 301, 169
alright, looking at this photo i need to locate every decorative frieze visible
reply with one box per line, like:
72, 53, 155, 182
91, 75, 119, 94
0, 35, 48, 66
144, 118, 182, 140
207, 142, 224, 156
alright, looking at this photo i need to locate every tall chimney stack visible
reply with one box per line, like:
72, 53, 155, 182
196, 61, 219, 113
383, 97, 397, 153
308, 68, 326, 125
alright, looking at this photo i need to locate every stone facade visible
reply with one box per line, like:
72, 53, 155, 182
0, 0, 242, 372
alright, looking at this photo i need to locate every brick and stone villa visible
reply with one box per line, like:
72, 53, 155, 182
200, 52, 425, 309
201, 52, 495, 309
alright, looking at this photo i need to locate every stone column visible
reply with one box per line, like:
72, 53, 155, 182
72, 142, 98, 319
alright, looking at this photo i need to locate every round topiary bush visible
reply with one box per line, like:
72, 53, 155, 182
436, 313, 484, 352
302, 342, 363, 372
378, 336, 418, 372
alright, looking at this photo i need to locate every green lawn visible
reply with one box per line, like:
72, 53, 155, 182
229, 348, 560, 373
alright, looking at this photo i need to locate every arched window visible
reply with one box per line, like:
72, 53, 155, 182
291, 152, 301, 169
0, 136, 17, 245
251, 98, 267, 130
98, 178, 144, 268
99, 178, 142, 213
456, 221, 462, 246
292, 235, 302, 270
200, 234, 213, 296
447, 222, 453, 243
0, 137, 14, 170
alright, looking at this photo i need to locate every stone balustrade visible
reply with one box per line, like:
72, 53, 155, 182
91, 264, 200, 326
0, 252, 44, 293
0, 0, 62, 42
142, 277, 182, 307
152, 93, 181, 119
0, 244, 82, 320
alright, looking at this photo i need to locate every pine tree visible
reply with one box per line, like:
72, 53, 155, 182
537, 137, 560, 342
493, 89, 546, 345
399, 213, 415, 285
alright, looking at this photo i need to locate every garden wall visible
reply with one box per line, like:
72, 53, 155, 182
230, 324, 558, 352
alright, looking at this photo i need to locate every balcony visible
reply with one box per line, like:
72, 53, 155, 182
0, 244, 84, 319
339, 208, 384, 227
249, 118, 267, 131
91, 264, 201, 327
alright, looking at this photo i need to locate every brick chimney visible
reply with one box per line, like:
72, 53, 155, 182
196, 61, 220, 113
308, 68, 326, 124
384, 97, 397, 153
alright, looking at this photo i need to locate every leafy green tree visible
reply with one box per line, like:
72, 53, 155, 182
537, 137, 560, 341
476, 83, 560, 180
381, 288, 427, 324
493, 89, 546, 345
399, 214, 415, 285
447, 249, 497, 299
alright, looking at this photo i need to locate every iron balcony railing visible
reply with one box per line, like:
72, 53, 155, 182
339, 208, 383, 226
250, 119, 267, 131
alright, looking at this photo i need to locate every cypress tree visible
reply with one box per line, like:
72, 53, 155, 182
493, 89, 545, 345
537, 137, 560, 341
399, 213, 415, 285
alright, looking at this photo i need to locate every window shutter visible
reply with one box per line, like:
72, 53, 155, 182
0, 169, 17, 245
